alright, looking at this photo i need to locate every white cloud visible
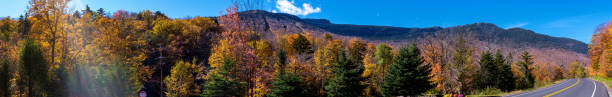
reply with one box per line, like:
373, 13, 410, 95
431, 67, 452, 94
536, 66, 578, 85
275, 0, 321, 16
505, 22, 529, 29
68, 0, 85, 10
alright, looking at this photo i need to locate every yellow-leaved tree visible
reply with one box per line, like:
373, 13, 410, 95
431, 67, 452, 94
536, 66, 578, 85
362, 43, 379, 96
28, 0, 69, 69
253, 39, 276, 96
165, 59, 202, 97
589, 21, 612, 76
208, 39, 235, 77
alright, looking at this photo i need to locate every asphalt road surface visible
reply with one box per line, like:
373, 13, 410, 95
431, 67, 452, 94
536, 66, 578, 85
506, 78, 609, 97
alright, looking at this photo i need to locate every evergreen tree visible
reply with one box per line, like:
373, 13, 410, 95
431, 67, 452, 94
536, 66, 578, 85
478, 51, 496, 89
202, 73, 245, 97
17, 13, 30, 37
96, 8, 106, 17
494, 51, 515, 91
0, 59, 9, 97
19, 39, 52, 97
267, 72, 310, 97
201, 56, 245, 97
382, 44, 433, 96
277, 49, 287, 71
267, 53, 310, 97
517, 51, 535, 89
325, 50, 364, 97
83, 5, 93, 14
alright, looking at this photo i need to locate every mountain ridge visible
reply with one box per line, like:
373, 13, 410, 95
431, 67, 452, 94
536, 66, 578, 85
236, 10, 588, 54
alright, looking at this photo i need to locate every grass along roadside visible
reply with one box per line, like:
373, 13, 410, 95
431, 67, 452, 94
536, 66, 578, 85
590, 76, 612, 97
591, 76, 612, 87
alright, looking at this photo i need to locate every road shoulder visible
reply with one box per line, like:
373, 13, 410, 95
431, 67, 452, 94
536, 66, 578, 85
590, 77, 612, 97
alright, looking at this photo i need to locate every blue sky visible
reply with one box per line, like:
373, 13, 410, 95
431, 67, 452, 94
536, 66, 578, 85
2, 0, 612, 43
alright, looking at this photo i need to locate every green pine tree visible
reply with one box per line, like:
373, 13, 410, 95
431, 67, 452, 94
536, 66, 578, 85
201, 56, 245, 97
494, 51, 515, 91
19, 39, 53, 97
0, 59, 10, 97
478, 51, 496, 89
517, 51, 535, 89
381, 44, 433, 97
202, 73, 244, 97
267, 49, 310, 97
267, 71, 310, 97
325, 50, 364, 97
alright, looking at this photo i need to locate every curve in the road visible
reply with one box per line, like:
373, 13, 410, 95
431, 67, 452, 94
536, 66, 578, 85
506, 78, 609, 97
508, 79, 575, 97
543, 79, 580, 97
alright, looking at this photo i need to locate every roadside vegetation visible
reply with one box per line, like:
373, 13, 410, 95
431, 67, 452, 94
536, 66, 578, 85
588, 20, 612, 94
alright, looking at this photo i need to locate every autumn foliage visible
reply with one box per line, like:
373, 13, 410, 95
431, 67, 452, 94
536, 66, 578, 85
0, 0, 592, 97
590, 21, 612, 77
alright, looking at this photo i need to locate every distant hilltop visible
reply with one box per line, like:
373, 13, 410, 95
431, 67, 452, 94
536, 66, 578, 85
235, 10, 588, 54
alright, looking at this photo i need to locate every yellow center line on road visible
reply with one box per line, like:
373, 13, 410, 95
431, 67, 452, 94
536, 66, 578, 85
543, 79, 580, 97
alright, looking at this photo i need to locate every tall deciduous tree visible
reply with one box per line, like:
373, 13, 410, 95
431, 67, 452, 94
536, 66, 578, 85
291, 34, 312, 54
165, 60, 202, 97
349, 38, 367, 65
28, 0, 69, 68
374, 43, 393, 91
254, 39, 276, 96
589, 21, 612, 76
453, 34, 475, 93
568, 62, 586, 78
0, 17, 15, 42
208, 38, 234, 73
375, 44, 393, 75
382, 44, 433, 96
362, 43, 379, 96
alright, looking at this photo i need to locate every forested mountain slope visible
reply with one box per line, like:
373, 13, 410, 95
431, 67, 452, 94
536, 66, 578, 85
237, 10, 588, 54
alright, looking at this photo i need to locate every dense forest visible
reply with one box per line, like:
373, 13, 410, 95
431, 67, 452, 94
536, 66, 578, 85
0, 0, 591, 97
589, 21, 612, 77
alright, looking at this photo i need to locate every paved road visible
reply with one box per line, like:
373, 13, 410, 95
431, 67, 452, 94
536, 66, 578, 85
506, 78, 609, 97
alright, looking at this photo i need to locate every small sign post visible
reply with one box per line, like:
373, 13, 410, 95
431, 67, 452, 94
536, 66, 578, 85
139, 91, 146, 97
